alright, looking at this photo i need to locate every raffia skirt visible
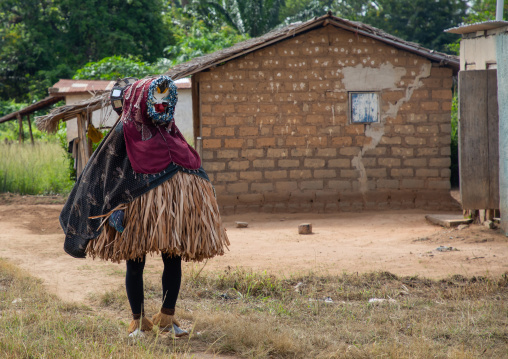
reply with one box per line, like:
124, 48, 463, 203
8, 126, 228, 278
86, 172, 229, 263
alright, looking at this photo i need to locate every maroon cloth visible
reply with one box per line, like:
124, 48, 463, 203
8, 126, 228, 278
120, 78, 201, 174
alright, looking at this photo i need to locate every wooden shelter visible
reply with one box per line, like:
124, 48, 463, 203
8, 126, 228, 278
0, 96, 64, 144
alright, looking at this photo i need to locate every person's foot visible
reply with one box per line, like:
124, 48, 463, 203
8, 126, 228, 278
152, 312, 188, 337
128, 316, 153, 335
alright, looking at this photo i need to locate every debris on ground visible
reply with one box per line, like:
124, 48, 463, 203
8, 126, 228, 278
368, 298, 397, 304
294, 282, 304, 292
436, 246, 459, 252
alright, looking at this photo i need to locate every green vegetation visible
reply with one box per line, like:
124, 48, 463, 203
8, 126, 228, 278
3, 259, 507, 358
164, 7, 248, 66
72, 56, 157, 81
0, 142, 74, 195
0, 0, 171, 103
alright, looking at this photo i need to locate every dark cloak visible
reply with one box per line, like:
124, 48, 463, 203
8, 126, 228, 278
60, 121, 209, 259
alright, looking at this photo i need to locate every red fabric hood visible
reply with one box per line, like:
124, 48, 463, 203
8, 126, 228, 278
120, 78, 201, 174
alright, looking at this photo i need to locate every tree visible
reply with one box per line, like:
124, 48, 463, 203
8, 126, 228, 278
281, 0, 369, 24
182, 0, 285, 37
362, 0, 468, 53
163, 7, 247, 65
464, 0, 507, 23
0, 0, 172, 102
57, 0, 171, 63
73, 56, 155, 80
0, 0, 70, 101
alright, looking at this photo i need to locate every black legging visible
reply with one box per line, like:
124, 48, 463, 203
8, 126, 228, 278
126, 253, 182, 315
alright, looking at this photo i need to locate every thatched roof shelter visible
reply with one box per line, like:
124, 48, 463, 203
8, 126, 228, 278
0, 95, 64, 144
35, 92, 111, 133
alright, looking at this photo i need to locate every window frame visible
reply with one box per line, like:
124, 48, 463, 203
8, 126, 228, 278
348, 91, 381, 125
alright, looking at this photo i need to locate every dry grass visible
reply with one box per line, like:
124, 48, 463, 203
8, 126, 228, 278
93, 267, 508, 358
2, 258, 507, 358
0, 259, 194, 358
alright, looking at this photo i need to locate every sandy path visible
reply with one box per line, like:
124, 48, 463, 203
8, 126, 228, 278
0, 202, 507, 304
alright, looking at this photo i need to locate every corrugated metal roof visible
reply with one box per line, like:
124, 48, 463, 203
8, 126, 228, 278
445, 20, 508, 34
49, 79, 116, 94
174, 77, 191, 89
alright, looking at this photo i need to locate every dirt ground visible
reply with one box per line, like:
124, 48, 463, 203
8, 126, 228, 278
0, 192, 507, 305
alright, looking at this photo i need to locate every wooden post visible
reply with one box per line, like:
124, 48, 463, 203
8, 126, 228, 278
76, 113, 89, 176
86, 111, 93, 155
496, 33, 508, 234
191, 75, 201, 147
26, 114, 34, 145
16, 113, 24, 144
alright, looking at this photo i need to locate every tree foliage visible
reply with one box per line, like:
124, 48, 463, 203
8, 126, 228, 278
465, 0, 508, 23
281, 0, 368, 23
0, 0, 172, 102
163, 6, 247, 65
73, 56, 155, 80
179, 0, 285, 37
362, 0, 468, 53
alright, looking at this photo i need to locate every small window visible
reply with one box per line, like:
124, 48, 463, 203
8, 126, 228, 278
349, 92, 380, 124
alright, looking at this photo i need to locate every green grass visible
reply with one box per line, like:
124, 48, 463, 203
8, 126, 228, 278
0, 143, 74, 195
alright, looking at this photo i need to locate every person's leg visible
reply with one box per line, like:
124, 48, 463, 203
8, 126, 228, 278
126, 256, 152, 333
152, 253, 187, 336
126, 256, 146, 316
161, 253, 182, 312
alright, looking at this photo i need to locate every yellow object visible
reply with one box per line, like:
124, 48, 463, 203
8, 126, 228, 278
87, 123, 103, 143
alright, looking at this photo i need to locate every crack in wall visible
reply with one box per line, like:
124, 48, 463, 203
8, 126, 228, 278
350, 63, 432, 195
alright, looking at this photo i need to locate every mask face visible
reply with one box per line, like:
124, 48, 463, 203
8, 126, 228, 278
146, 76, 178, 125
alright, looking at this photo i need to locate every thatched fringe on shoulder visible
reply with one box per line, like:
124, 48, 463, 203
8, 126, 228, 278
86, 172, 229, 263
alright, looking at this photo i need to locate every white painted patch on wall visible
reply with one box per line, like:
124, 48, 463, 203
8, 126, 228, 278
342, 63, 407, 91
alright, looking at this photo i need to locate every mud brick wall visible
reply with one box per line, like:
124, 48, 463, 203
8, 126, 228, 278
195, 26, 456, 213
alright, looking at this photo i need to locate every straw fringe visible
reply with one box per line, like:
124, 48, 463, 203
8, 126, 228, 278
86, 172, 229, 263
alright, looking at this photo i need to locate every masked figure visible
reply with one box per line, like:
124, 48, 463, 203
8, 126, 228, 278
60, 76, 229, 337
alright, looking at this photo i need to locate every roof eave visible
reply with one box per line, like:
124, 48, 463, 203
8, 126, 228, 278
0, 96, 65, 124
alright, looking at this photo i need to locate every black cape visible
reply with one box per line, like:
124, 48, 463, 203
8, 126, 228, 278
60, 122, 208, 259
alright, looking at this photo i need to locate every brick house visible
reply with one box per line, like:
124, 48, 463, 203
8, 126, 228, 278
164, 13, 460, 213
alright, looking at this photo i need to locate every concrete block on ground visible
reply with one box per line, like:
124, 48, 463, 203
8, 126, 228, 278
236, 221, 249, 228
298, 223, 313, 234
425, 214, 473, 228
